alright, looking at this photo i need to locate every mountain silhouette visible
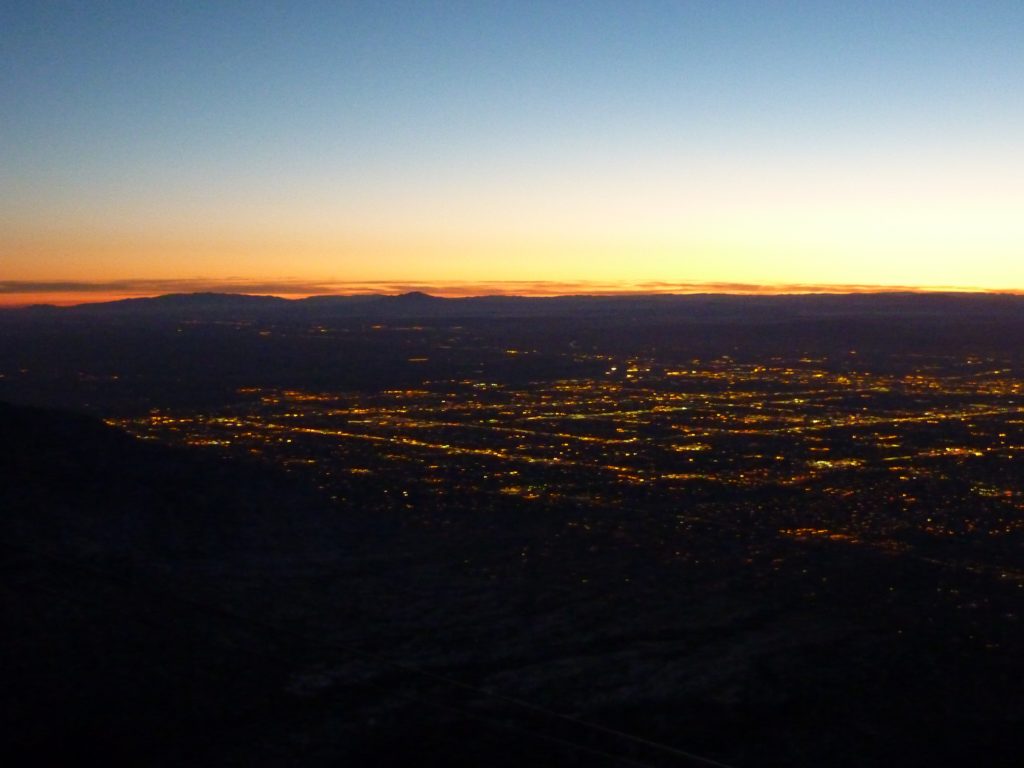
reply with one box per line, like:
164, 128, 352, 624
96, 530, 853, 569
11, 290, 1024, 322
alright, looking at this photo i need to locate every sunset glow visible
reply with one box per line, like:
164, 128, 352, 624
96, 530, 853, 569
3, 1, 1022, 306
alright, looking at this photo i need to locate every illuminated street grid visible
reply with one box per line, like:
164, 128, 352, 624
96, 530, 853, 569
111, 354, 1024, 569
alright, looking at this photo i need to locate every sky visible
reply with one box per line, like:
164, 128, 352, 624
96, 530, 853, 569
2, 1, 1023, 304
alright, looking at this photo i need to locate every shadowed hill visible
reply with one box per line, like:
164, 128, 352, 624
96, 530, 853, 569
0, 400, 342, 563
0, 402, 350, 766
5, 402, 1024, 767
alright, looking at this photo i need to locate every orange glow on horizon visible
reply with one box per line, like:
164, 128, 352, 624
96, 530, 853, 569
2, 280, 1022, 309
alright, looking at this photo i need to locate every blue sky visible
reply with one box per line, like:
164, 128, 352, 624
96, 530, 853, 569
2, 1, 1023, 299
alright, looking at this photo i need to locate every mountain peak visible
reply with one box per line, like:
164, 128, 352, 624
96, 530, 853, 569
396, 290, 436, 299
391, 291, 440, 302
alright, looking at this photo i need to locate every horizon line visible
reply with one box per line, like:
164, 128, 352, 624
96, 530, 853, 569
3, 278, 1024, 309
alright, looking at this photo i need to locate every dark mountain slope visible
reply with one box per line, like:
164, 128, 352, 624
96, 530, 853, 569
0, 402, 348, 766
5, 402, 1024, 767
0, 401, 342, 562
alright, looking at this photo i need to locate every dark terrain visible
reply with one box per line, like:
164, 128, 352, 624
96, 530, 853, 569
4, 293, 1024, 766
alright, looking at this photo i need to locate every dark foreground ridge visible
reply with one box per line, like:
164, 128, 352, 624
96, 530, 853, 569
5, 401, 1024, 766
0, 401, 349, 765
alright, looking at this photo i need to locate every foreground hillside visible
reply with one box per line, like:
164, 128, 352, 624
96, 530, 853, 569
0, 402, 353, 764
4, 401, 1024, 766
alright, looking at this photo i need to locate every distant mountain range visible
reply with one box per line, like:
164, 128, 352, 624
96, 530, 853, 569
9, 290, 1024, 321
